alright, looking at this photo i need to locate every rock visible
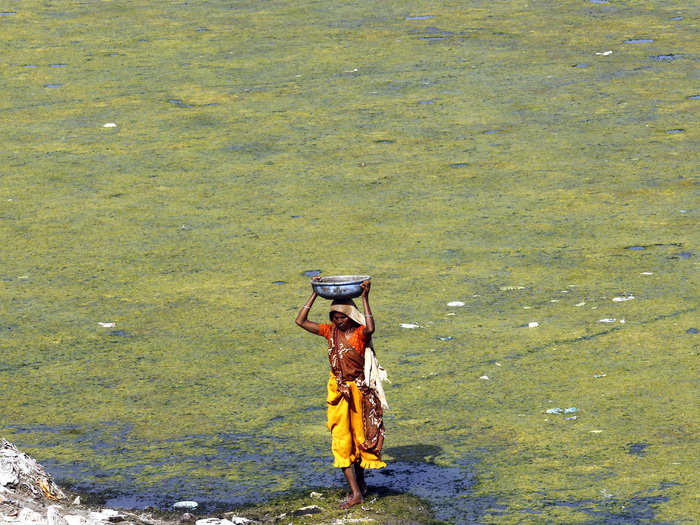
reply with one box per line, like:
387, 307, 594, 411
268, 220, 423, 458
18, 507, 46, 524
47, 506, 68, 525
179, 513, 195, 523
88, 509, 124, 523
64, 516, 88, 525
291, 505, 321, 516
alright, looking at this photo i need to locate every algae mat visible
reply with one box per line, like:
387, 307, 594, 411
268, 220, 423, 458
1, 0, 697, 522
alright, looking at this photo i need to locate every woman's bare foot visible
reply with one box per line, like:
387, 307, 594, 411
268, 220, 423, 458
339, 493, 363, 509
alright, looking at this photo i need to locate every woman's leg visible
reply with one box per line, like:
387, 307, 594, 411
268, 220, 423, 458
354, 462, 367, 496
340, 465, 363, 509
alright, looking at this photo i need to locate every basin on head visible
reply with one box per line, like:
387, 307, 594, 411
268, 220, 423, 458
311, 275, 370, 299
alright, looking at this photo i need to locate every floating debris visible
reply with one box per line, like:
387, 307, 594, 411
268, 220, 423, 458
500, 285, 525, 291
310, 492, 323, 499
546, 407, 577, 415
103, 122, 117, 128
599, 318, 616, 323
447, 301, 465, 307
590, 430, 603, 433
173, 501, 199, 510
479, 375, 489, 380
612, 296, 635, 302
595, 50, 613, 56
565, 416, 577, 421
98, 322, 116, 328
575, 302, 586, 307
528, 322, 539, 328
594, 373, 607, 378
437, 336, 455, 341
400, 323, 419, 329
640, 272, 653, 275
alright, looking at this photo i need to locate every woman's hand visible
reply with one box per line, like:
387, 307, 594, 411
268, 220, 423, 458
360, 280, 371, 297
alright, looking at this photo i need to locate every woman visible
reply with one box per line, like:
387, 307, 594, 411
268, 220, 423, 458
295, 279, 386, 509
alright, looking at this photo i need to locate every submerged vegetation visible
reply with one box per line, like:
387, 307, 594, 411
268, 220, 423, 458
1, 0, 697, 523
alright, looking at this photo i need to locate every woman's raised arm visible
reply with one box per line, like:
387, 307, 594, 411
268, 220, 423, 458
360, 280, 375, 336
295, 287, 321, 335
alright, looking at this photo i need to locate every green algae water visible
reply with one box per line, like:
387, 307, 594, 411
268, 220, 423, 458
1, 0, 697, 522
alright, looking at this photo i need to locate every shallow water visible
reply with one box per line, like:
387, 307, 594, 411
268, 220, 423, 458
1, 0, 697, 523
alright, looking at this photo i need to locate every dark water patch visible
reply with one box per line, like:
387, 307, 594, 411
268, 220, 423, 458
168, 99, 193, 108
688, 95, 700, 100
195, 28, 209, 32
108, 330, 127, 337
50, 63, 67, 67
0, 11, 17, 15
665, 128, 685, 134
374, 139, 394, 143
24, 64, 38, 68
652, 54, 686, 62
290, 215, 301, 219
405, 15, 434, 20
272, 281, 286, 285
483, 130, 503, 134
449, 163, 469, 168
687, 328, 698, 334
421, 36, 447, 41
572, 63, 589, 68
12, 427, 489, 521
543, 493, 668, 522
671, 251, 692, 259
302, 270, 321, 277
44, 84, 63, 88
670, 16, 684, 21
627, 442, 649, 456
588, 0, 608, 3
418, 100, 434, 105
624, 39, 654, 44
625, 243, 683, 251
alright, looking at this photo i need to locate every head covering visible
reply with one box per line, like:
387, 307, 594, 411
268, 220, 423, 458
329, 298, 365, 326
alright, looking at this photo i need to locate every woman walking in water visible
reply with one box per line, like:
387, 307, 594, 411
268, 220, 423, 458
295, 279, 386, 509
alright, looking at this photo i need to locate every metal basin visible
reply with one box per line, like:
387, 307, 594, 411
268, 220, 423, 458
311, 275, 370, 299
